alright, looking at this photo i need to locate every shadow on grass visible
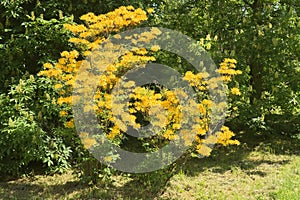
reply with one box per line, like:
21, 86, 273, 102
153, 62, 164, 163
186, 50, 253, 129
73, 131, 300, 199
180, 130, 299, 177
0, 180, 87, 199
0, 171, 174, 199
1, 131, 299, 199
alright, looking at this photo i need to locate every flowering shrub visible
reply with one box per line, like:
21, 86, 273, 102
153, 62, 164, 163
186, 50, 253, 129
38, 6, 242, 181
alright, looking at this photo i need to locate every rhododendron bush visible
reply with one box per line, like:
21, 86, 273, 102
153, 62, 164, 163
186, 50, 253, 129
38, 5, 241, 167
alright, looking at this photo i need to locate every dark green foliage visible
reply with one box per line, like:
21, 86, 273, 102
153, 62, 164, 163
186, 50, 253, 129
156, 0, 300, 135
0, 75, 72, 175
0, 16, 73, 91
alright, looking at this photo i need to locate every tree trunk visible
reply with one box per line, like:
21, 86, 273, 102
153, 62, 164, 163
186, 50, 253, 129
249, 62, 263, 104
249, 0, 263, 104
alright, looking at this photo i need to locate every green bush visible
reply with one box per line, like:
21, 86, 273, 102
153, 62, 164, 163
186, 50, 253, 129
0, 15, 73, 92
0, 74, 75, 175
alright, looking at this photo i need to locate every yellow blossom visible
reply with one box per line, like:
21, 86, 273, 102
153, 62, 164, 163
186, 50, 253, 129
172, 123, 181, 130
82, 137, 97, 149
196, 144, 212, 157
43, 63, 53, 69
147, 8, 155, 14
183, 71, 195, 81
126, 6, 135, 11
104, 156, 113, 162
79, 132, 88, 138
107, 126, 121, 139
59, 110, 68, 117
150, 45, 160, 52
60, 51, 70, 57
114, 34, 122, 39
54, 84, 63, 90
124, 81, 135, 88
202, 99, 213, 107
64, 119, 74, 128
231, 87, 241, 95
163, 129, 177, 140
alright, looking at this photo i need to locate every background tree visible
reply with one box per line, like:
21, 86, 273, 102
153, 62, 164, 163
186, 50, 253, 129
155, 0, 300, 134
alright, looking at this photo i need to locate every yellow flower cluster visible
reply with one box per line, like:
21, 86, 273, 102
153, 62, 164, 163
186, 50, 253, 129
38, 7, 157, 133
79, 132, 97, 149
183, 59, 241, 91
181, 58, 243, 155
38, 6, 242, 158
147, 8, 155, 14
217, 58, 242, 82
183, 71, 209, 90
193, 123, 240, 156
38, 63, 62, 78
115, 51, 156, 74
216, 126, 240, 146
38, 50, 81, 108
64, 118, 74, 128
64, 6, 148, 52
231, 87, 241, 96
127, 87, 189, 142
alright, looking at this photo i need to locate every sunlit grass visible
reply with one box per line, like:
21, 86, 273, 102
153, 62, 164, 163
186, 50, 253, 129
0, 132, 299, 199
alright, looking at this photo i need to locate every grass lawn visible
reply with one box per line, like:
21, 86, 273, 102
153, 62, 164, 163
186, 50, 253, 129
0, 131, 300, 200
